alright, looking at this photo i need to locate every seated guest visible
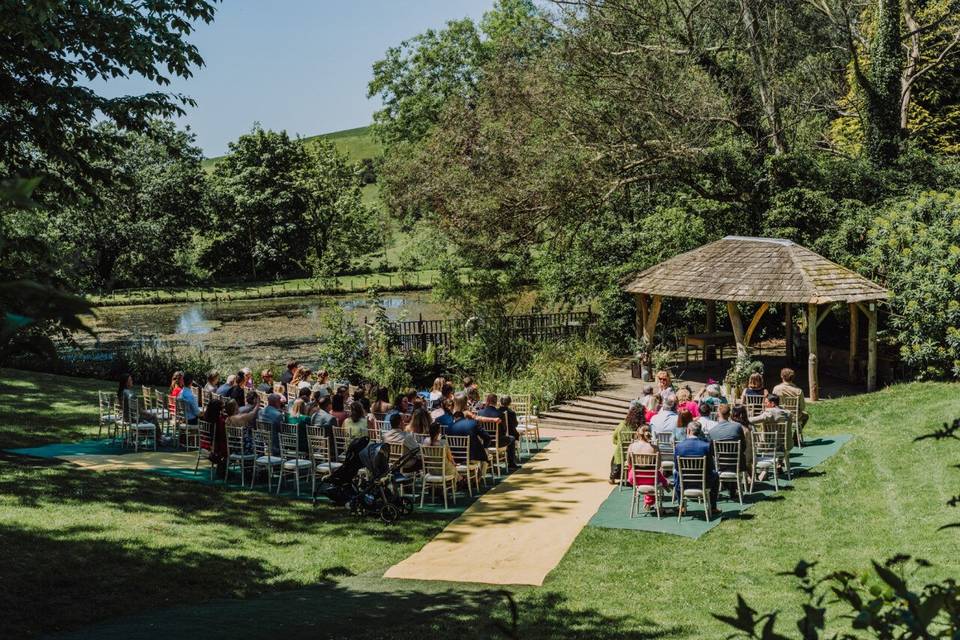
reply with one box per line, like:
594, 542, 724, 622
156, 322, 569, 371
424, 419, 460, 480
674, 409, 694, 443
655, 370, 674, 401
610, 403, 644, 483
280, 359, 298, 385
627, 425, 669, 509
234, 391, 260, 418
330, 393, 348, 426
371, 387, 392, 417
383, 394, 405, 427
225, 396, 256, 454
215, 374, 235, 398
117, 372, 158, 432
429, 377, 444, 403
179, 373, 201, 425
203, 370, 220, 395
342, 401, 368, 440
673, 420, 719, 512
353, 387, 371, 413
257, 369, 274, 393
772, 367, 808, 431
408, 406, 431, 435
477, 393, 516, 469
382, 412, 422, 472
698, 401, 718, 434
643, 392, 660, 423
466, 386, 482, 411
739, 372, 767, 405
312, 369, 331, 394
204, 399, 228, 476
430, 397, 455, 428
310, 393, 337, 456
447, 392, 491, 475
240, 367, 254, 390
676, 387, 700, 418
699, 383, 728, 408
168, 370, 184, 401
650, 393, 679, 436
440, 382, 455, 401
748, 393, 790, 427
228, 370, 247, 405
404, 388, 418, 412
259, 393, 285, 455
499, 395, 521, 465
462, 375, 477, 393
708, 403, 749, 477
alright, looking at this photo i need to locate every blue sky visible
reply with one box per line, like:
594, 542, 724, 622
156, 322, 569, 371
95, 0, 495, 156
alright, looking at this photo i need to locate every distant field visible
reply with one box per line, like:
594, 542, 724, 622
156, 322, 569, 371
201, 125, 382, 170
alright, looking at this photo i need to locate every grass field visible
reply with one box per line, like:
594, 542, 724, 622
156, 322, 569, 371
201, 125, 381, 171
2, 368, 958, 638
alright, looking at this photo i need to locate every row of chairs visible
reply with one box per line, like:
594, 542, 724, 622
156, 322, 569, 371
620, 420, 794, 521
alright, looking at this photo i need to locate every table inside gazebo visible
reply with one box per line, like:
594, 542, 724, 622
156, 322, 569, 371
684, 331, 736, 363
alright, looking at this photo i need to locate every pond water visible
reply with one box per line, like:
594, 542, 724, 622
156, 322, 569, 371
79, 291, 453, 370
78, 290, 545, 371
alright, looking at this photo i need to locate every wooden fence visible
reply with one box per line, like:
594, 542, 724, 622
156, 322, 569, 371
369, 310, 597, 352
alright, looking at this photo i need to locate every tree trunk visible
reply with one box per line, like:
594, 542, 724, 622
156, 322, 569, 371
862, 0, 903, 165
901, 0, 922, 130
739, 0, 788, 155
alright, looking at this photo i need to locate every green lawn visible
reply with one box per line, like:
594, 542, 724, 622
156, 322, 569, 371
2, 368, 958, 638
202, 125, 381, 171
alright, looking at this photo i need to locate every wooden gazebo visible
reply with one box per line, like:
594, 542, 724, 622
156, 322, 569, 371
622, 236, 889, 400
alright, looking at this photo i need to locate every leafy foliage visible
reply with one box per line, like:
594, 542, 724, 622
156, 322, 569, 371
0, 0, 217, 197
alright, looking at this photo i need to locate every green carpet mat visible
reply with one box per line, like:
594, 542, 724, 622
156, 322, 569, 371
587, 434, 852, 539
6, 438, 541, 516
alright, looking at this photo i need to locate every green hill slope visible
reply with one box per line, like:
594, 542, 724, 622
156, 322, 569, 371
201, 124, 381, 170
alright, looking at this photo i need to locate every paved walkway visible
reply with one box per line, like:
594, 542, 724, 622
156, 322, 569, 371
383, 429, 613, 586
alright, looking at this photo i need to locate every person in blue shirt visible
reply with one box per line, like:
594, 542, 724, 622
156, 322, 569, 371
476, 392, 517, 469
447, 392, 491, 474
673, 421, 719, 512
259, 393, 285, 455
179, 373, 201, 424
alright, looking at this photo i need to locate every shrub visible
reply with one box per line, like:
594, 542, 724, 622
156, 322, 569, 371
506, 338, 610, 410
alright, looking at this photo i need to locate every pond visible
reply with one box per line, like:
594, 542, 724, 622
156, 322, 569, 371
78, 290, 545, 371
78, 291, 451, 371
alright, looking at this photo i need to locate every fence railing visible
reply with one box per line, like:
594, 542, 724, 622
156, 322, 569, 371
369, 310, 597, 352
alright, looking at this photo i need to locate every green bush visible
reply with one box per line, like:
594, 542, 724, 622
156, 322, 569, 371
505, 338, 610, 410
862, 190, 960, 379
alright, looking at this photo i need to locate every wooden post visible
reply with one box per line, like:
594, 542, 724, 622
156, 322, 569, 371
634, 293, 645, 344
743, 302, 770, 348
807, 303, 819, 401
726, 301, 747, 357
644, 295, 662, 346
848, 303, 859, 382
867, 302, 877, 392
705, 300, 716, 360
784, 302, 794, 363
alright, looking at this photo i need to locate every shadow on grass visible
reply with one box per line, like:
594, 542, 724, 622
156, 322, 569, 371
47, 569, 685, 640
0, 521, 301, 638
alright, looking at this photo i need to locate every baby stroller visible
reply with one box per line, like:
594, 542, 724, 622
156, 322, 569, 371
316, 437, 418, 523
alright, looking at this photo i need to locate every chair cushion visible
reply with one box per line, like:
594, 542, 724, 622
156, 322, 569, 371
683, 489, 704, 497
256, 455, 282, 465
755, 459, 775, 468
230, 453, 256, 461
635, 485, 656, 494
719, 471, 739, 480
424, 473, 456, 482
282, 459, 312, 469
132, 422, 155, 430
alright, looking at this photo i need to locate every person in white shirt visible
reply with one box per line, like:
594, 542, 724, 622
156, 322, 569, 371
650, 393, 678, 435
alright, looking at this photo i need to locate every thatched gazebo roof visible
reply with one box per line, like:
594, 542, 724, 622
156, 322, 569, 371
622, 236, 888, 304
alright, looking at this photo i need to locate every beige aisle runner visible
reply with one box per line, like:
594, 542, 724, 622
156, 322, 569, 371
383, 431, 613, 586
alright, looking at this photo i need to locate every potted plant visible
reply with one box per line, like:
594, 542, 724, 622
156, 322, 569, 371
723, 353, 763, 400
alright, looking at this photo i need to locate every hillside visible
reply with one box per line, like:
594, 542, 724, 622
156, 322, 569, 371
201, 124, 382, 170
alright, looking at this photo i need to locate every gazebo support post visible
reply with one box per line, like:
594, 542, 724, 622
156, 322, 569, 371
855, 302, 878, 392
634, 293, 645, 344
784, 303, 794, 363
743, 302, 770, 348
705, 300, 716, 360
634, 293, 662, 378
807, 303, 819, 401
848, 303, 859, 382
726, 302, 747, 357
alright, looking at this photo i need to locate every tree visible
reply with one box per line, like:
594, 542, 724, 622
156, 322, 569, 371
203, 126, 374, 281
50, 121, 206, 291
0, 0, 217, 197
